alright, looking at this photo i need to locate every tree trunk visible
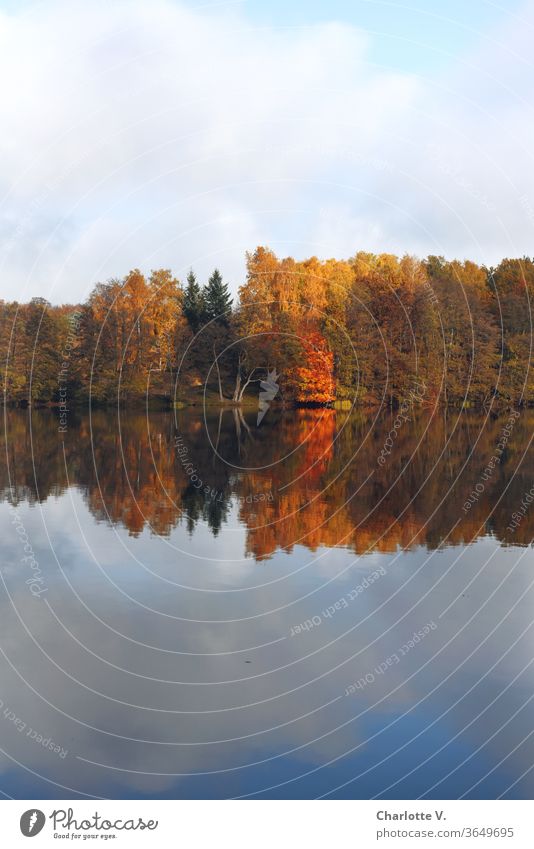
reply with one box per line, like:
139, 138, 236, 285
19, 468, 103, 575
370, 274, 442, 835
232, 370, 242, 402
213, 343, 224, 402
237, 370, 261, 402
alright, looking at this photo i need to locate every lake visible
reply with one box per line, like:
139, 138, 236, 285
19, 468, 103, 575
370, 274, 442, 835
1, 405, 534, 799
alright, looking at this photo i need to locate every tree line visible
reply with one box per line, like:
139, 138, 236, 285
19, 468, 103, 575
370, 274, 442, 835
1, 247, 534, 408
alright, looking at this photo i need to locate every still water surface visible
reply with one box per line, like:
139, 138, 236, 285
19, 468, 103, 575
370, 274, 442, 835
1, 406, 534, 798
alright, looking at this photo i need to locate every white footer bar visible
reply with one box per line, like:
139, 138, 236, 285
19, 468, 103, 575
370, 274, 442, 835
1, 799, 532, 848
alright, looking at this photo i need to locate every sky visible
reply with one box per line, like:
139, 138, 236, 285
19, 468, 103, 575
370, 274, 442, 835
0, 0, 533, 303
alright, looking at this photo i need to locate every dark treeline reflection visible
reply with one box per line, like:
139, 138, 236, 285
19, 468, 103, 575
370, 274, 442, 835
2, 407, 533, 557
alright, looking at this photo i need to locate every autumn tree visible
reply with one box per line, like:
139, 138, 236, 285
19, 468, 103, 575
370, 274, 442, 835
2, 248, 533, 409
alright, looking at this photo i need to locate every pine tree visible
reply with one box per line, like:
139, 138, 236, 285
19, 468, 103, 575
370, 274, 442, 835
182, 270, 205, 333
203, 269, 233, 324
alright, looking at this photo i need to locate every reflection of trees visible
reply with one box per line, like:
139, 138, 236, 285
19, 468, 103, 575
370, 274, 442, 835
2, 408, 534, 556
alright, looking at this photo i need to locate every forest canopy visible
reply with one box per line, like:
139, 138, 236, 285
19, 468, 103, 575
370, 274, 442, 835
1, 247, 534, 409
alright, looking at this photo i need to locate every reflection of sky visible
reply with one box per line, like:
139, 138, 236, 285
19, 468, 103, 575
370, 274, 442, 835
1, 492, 534, 798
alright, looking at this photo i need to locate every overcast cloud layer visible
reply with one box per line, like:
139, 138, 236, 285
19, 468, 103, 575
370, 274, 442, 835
1, 0, 534, 303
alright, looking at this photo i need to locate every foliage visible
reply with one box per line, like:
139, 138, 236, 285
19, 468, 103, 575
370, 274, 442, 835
2, 249, 534, 408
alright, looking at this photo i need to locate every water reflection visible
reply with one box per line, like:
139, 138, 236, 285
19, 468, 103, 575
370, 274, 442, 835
2, 407, 534, 554
0, 408, 533, 799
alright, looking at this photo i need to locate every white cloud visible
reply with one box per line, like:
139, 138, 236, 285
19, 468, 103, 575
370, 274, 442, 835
0, 0, 533, 303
